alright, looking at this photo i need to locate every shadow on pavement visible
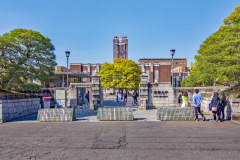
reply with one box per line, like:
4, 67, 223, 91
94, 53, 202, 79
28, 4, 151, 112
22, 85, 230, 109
8, 114, 38, 122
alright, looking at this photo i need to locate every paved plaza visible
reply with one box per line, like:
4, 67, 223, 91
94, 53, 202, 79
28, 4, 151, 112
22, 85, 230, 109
0, 97, 240, 160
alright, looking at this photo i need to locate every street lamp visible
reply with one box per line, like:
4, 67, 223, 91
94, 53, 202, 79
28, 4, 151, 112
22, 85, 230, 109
170, 49, 175, 87
65, 51, 70, 87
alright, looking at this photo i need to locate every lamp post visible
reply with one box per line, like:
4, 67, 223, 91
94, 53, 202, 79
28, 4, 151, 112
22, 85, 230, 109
65, 51, 70, 87
170, 49, 175, 87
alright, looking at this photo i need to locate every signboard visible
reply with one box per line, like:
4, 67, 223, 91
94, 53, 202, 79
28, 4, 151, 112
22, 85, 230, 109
43, 98, 50, 109
56, 90, 66, 107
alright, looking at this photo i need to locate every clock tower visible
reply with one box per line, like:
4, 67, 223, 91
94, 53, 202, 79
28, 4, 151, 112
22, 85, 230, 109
113, 36, 128, 61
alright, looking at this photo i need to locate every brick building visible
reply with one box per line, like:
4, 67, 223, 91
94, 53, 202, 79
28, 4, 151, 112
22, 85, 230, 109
70, 63, 103, 82
138, 59, 190, 86
172, 66, 191, 87
113, 36, 128, 61
138, 58, 187, 69
138, 62, 172, 83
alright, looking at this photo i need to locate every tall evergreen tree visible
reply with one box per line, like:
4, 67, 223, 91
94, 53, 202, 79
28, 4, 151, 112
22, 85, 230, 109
184, 5, 240, 87
0, 29, 57, 90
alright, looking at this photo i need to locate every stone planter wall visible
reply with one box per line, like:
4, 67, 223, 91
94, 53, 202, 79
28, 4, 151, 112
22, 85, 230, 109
0, 98, 40, 123
230, 99, 240, 121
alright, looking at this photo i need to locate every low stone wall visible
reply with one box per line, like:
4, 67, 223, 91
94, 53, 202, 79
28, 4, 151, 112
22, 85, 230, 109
230, 99, 240, 121
0, 98, 40, 123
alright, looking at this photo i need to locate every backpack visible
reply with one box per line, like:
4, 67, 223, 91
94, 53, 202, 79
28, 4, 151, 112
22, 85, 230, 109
132, 92, 136, 97
223, 99, 227, 106
209, 103, 212, 111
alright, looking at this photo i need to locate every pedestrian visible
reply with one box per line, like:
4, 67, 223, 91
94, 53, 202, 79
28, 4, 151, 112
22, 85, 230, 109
220, 93, 227, 120
193, 89, 206, 121
211, 92, 221, 122
132, 90, 138, 105
181, 91, 188, 107
178, 91, 183, 107
120, 90, 123, 100
85, 91, 90, 103
124, 90, 128, 102
116, 90, 119, 102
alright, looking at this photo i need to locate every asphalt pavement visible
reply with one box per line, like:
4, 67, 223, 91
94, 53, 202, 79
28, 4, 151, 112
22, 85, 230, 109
1, 97, 240, 160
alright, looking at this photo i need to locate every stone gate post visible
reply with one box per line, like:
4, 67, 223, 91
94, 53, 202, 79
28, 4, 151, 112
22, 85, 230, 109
139, 73, 149, 110
92, 72, 101, 110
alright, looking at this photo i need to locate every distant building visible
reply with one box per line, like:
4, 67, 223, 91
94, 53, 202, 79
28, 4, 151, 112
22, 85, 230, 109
139, 58, 187, 69
113, 36, 128, 61
172, 66, 191, 87
138, 61, 172, 83
138, 59, 190, 87
70, 63, 103, 83
55, 66, 69, 72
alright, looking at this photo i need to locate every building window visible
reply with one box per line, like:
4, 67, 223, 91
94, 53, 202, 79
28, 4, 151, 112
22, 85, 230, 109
180, 62, 182, 64
176, 62, 178, 64
176, 76, 180, 87
154, 70, 158, 82
176, 66, 178, 68
184, 62, 186, 64
92, 70, 95, 76
146, 70, 150, 82
83, 70, 87, 82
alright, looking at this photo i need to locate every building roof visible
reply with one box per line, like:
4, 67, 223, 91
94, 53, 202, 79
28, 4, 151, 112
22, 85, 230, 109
139, 58, 187, 61
54, 72, 92, 78
70, 63, 103, 65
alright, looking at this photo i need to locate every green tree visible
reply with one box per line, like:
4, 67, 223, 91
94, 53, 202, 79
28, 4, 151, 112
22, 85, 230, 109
0, 29, 57, 91
185, 5, 240, 87
99, 58, 141, 90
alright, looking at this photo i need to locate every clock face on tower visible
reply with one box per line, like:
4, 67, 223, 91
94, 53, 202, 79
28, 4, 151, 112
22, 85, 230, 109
119, 37, 123, 43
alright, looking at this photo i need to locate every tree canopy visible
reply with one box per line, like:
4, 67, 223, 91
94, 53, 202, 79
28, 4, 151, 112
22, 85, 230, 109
0, 29, 57, 91
99, 58, 141, 90
183, 5, 240, 87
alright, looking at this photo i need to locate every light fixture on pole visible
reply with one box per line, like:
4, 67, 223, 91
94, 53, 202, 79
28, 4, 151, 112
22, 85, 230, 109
65, 51, 70, 87
170, 49, 175, 87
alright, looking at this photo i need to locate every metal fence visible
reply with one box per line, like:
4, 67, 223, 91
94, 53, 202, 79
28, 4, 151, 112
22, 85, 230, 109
157, 107, 195, 121
97, 107, 133, 121
37, 108, 73, 122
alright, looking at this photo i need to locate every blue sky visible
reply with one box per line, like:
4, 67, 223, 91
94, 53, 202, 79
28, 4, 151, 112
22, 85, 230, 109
0, 0, 239, 67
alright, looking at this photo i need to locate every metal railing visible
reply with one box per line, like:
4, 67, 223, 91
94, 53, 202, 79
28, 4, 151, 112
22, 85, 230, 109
157, 107, 194, 121
37, 108, 73, 122
97, 107, 133, 121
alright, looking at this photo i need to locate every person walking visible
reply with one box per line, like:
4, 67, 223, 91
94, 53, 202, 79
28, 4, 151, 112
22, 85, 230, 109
120, 90, 123, 100
132, 90, 138, 105
85, 91, 90, 103
211, 92, 221, 122
124, 90, 128, 102
220, 93, 227, 120
181, 91, 188, 107
193, 89, 206, 121
116, 90, 120, 102
178, 91, 183, 107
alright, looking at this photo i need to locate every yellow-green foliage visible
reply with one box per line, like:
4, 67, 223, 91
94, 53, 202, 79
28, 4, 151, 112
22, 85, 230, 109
99, 58, 141, 90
